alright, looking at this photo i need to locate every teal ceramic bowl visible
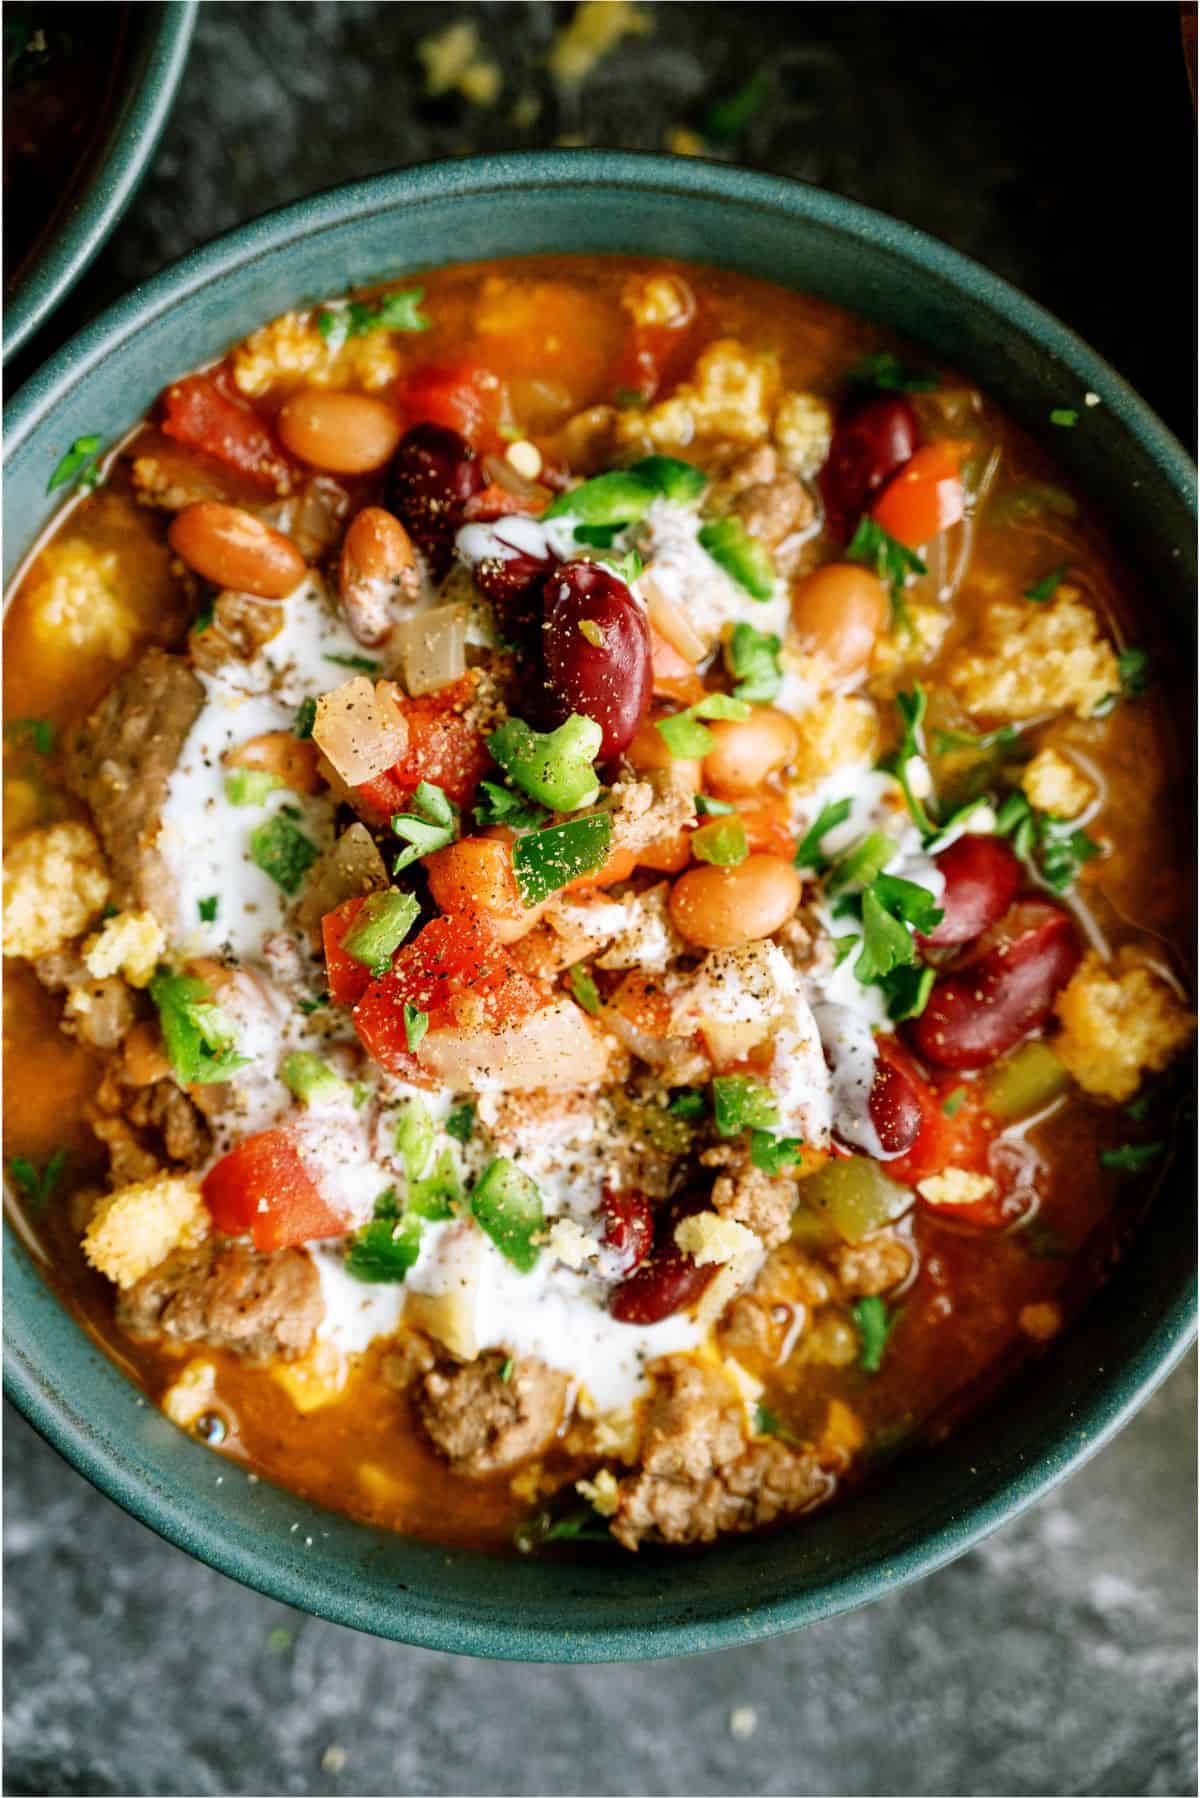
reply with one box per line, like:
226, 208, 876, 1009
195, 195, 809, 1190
4, 153, 1196, 1662
2, 0, 196, 361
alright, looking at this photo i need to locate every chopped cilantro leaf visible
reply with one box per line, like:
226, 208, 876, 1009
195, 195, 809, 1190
499, 1356, 514, 1383
872, 871, 943, 934
753, 1403, 800, 1442
4, 718, 55, 755
293, 696, 317, 739
941, 1087, 967, 1117
855, 887, 918, 985
846, 518, 926, 635
725, 620, 783, 703
749, 1130, 805, 1174
473, 780, 549, 831
298, 993, 330, 1015
702, 67, 772, 141
1098, 1142, 1164, 1173
47, 434, 103, 494
192, 598, 216, 635
880, 962, 936, 1021
1049, 408, 1078, 428
846, 351, 938, 394
1024, 564, 1068, 603
852, 1295, 896, 1373
1125, 1094, 1151, 1123
317, 288, 428, 346
712, 1074, 778, 1137
445, 1103, 475, 1143
324, 651, 379, 674
403, 1004, 429, 1052
6, 1147, 67, 1210
694, 794, 735, 817
392, 781, 458, 872
931, 723, 1017, 755
655, 692, 751, 759
668, 1089, 706, 1120
826, 830, 895, 896
794, 798, 853, 872
883, 685, 936, 836
995, 791, 1100, 893
1117, 647, 1150, 695
248, 814, 319, 894
197, 896, 219, 923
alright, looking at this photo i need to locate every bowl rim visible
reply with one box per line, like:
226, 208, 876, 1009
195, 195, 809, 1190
4, 150, 1197, 1661
2, 0, 198, 363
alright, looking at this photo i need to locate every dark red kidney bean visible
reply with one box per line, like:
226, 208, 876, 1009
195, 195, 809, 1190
908, 900, 1081, 1070
602, 1187, 655, 1275
867, 1054, 925, 1155
918, 834, 1024, 948
387, 423, 484, 579
472, 532, 559, 613
542, 560, 653, 761
609, 1248, 716, 1325
819, 394, 919, 541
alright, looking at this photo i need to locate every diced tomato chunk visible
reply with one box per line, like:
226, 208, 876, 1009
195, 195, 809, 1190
871, 440, 967, 549
321, 896, 373, 1005
353, 914, 542, 1075
201, 1128, 348, 1251
876, 1037, 997, 1190
395, 360, 506, 449
159, 373, 293, 492
349, 675, 491, 824
462, 483, 548, 523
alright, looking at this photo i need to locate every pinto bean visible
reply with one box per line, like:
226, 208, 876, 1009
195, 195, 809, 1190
669, 855, 801, 949
277, 388, 402, 474
702, 709, 800, 799
790, 563, 888, 680
168, 502, 305, 599
338, 507, 419, 646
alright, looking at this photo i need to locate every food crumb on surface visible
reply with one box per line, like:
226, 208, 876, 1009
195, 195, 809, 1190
1020, 746, 1095, 818
547, 0, 652, 85
729, 1704, 759, 1739
917, 1169, 995, 1207
1019, 1301, 1062, 1341
947, 590, 1120, 722
2, 820, 111, 960
1053, 948, 1195, 1103
320, 1744, 347, 1774
82, 1175, 209, 1290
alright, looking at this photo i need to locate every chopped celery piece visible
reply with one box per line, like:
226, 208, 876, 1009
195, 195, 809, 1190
471, 1157, 544, 1273
983, 1041, 1071, 1120
488, 714, 602, 812
801, 1155, 912, 1243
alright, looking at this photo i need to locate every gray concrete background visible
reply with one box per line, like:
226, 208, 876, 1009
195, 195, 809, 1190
4, 6, 1197, 1795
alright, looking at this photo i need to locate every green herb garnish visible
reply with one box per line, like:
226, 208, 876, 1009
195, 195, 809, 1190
197, 896, 219, 924
324, 651, 380, 674
941, 1087, 967, 1117
852, 1296, 896, 1373
568, 964, 601, 1015
846, 352, 938, 394
655, 692, 751, 759
248, 814, 319, 894
712, 1074, 779, 1138
749, 1131, 805, 1175
702, 67, 772, 141
293, 697, 318, 740
668, 1089, 707, 1120
794, 798, 853, 872
345, 1189, 424, 1283
725, 620, 782, 703
316, 288, 428, 346
391, 781, 458, 873
445, 1103, 475, 1143
473, 780, 550, 831
1098, 1142, 1164, 1173
47, 434, 103, 494
6, 1148, 67, 1210
846, 517, 926, 635
1049, 408, 1078, 428
1024, 564, 1068, 603
4, 718, 55, 755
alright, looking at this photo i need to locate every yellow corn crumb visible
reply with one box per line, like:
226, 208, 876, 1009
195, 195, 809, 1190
868, 602, 951, 694
547, 0, 651, 85
616, 338, 780, 451
947, 591, 1119, 722
546, 1216, 594, 1268
788, 694, 878, 787
575, 1467, 620, 1516
271, 1339, 349, 1413
621, 271, 694, 330
83, 908, 164, 988
917, 1169, 996, 1207
665, 126, 706, 157
2, 821, 111, 961
231, 311, 401, 398
1018, 1301, 1062, 1342
83, 1174, 208, 1290
1053, 948, 1195, 1103
162, 1359, 217, 1428
773, 390, 834, 478
416, 21, 502, 106
823, 1397, 866, 1454
1021, 747, 1095, 818
27, 541, 138, 662
675, 1212, 760, 1266
589, 1403, 642, 1462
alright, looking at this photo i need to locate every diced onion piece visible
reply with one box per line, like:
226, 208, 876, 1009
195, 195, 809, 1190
398, 603, 467, 697
701, 1017, 771, 1069
416, 998, 612, 1091
642, 573, 707, 666
313, 677, 408, 785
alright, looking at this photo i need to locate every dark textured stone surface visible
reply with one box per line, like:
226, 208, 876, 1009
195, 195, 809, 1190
4, 6, 1196, 1795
